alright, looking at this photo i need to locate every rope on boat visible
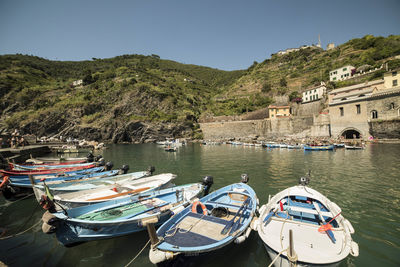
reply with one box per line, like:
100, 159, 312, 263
0, 193, 34, 209
124, 239, 150, 267
0, 219, 42, 240
268, 248, 288, 267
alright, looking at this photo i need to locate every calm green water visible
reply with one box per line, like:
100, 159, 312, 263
0, 143, 399, 266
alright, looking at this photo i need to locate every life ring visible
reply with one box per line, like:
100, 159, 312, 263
191, 201, 207, 215
0, 176, 10, 189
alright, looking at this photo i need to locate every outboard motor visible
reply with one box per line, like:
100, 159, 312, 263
299, 170, 311, 186
105, 161, 113, 171
94, 155, 103, 162
241, 173, 249, 184
299, 176, 310, 186
202, 176, 214, 196
120, 164, 129, 174
97, 158, 105, 166
147, 166, 156, 176
86, 153, 94, 162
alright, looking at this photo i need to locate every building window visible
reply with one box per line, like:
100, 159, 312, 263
316, 94, 318, 99
371, 110, 378, 119
333, 77, 337, 81
393, 80, 398, 87
340, 107, 344, 116
392, 71, 397, 76
356, 104, 361, 114
341, 98, 347, 101
390, 103, 395, 110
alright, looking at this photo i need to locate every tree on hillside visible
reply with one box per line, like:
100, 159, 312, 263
280, 77, 287, 87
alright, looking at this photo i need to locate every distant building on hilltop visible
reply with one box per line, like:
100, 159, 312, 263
302, 82, 327, 103
327, 43, 335, 50
329, 65, 355, 82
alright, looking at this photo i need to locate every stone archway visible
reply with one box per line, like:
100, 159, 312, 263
340, 127, 362, 139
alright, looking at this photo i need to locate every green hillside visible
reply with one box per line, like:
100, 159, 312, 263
206, 34, 400, 116
0, 34, 399, 142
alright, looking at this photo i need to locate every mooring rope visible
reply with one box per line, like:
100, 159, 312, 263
0, 219, 42, 240
123, 239, 151, 267
0, 193, 34, 209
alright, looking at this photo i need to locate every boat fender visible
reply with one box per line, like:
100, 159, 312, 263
191, 201, 207, 215
344, 219, 355, 234
42, 211, 59, 225
258, 205, 266, 216
39, 195, 56, 213
149, 248, 175, 265
234, 227, 252, 244
0, 176, 10, 189
350, 241, 359, 257
42, 221, 57, 234
250, 217, 259, 231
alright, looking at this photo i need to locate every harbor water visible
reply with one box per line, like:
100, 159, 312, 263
0, 143, 399, 266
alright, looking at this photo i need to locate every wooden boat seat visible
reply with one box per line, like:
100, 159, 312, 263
162, 212, 233, 247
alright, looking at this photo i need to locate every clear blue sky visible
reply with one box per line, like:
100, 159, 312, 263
1, 0, 399, 70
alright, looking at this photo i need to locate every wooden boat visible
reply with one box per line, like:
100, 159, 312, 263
256, 177, 359, 266
33, 173, 176, 209
8, 169, 123, 188
333, 143, 345, 148
303, 145, 334, 151
264, 143, 280, 148
3, 166, 105, 181
26, 156, 89, 164
164, 146, 177, 152
345, 145, 365, 150
0, 163, 98, 176
40, 183, 205, 246
287, 144, 302, 149
10, 162, 96, 171
149, 179, 257, 265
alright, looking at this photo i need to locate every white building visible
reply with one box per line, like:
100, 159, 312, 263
72, 79, 83, 86
302, 82, 327, 103
329, 65, 355, 82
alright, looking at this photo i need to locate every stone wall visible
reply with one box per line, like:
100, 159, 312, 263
369, 119, 400, 139
292, 100, 325, 116
200, 116, 317, 140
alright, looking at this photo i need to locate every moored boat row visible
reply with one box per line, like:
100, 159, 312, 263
0, 154, 359, 266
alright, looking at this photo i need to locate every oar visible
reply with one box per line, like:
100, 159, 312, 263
313, 201, 336, 243
229, 198, 251, 234
263, 203, 280, 225
87, 187, 151, 201
318, 212, 341, 232
220, 197, 249, 235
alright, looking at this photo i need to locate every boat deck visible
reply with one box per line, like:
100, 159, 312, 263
162, 211, 240, 247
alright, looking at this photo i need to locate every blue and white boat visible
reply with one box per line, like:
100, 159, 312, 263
40, 183, 205, 246
256, 177, 359, 266
149, 177, 257, 265
6, 166, 105, 181
9, 169, 122, 188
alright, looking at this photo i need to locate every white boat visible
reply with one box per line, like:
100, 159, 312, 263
33, 173, 176, 209
256, 177, 359, 266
